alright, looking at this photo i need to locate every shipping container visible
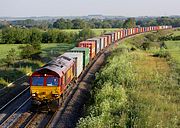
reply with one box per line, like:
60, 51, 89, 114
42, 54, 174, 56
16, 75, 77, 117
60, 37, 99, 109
128, 29, 131, 36
102, 36, 108, 47
70, 47, 89, 69
78, 41, 96, 59
102, 35, 111, 45
99, 37, 104, 50
120, 30, 124, 38
117, 31, 120, 40
125, 29, 128, 37
131, 28, 134, 35
104, 33, 114, 43
113, 32, 117, 42
87, 38, 101, 54
63, 52, 83, 77
144, 27, 147, 32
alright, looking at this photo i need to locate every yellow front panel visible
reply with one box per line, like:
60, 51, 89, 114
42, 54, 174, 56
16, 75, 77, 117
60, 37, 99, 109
30, 86, 61, 102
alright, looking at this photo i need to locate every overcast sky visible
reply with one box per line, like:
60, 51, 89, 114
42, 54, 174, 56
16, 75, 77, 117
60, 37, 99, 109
0, 0, 180, 17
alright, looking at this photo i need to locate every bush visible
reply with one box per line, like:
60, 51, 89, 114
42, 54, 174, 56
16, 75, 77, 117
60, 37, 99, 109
0, 78, 9, 88
19, 66, 32, 74
2, 48, 18, 67
153, 48, 170, 58
96, 52, 137, 88
19, 44, 41, 59
77, 82, 127, 128
145, 33, 158, 42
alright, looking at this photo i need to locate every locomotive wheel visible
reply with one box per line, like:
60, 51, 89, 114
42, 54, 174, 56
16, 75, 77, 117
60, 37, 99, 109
58, 94, 63, 106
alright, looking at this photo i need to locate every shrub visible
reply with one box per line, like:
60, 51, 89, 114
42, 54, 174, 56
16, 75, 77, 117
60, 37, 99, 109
153, 48, 170, 58
0, 78, 9, 88
2, 48, 18, 67
19, 66, 32, 74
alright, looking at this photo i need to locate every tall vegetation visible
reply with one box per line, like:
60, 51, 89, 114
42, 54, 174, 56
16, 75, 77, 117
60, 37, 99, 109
77, 33, 180, 127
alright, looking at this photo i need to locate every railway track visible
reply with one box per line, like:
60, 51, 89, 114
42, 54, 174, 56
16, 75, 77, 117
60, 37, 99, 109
0, 86, 30, 112
0, 86, 30, 125
22, 112, 56, 128
0, 97, 31, 128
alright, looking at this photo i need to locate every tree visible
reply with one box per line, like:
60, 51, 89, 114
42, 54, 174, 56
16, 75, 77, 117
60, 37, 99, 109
78, 28, 95, 41
53, 18, 67, 29
66, 19, 73, 29
19, 44, 39, 59
29, 28, 42, 52
2, 48, 17, 67
72, 19, 87, 29
123, 18, 136, 28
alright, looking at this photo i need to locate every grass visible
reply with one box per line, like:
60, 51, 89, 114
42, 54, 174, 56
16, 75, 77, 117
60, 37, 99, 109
165, 41, 180, 62
0, 43, 75, 60
92, 28, 119, 36
0, 44, 21, 59
40, 43, 75, 62
0, 43, 75, 88
173, 29, 180, 36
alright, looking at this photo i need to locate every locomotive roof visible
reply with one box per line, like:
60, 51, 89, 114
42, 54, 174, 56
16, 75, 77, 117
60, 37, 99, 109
33, 55, 74, 77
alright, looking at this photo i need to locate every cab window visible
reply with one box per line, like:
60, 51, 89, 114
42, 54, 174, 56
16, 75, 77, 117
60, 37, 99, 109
46, 77, 58, 86
32, 77, 44, 86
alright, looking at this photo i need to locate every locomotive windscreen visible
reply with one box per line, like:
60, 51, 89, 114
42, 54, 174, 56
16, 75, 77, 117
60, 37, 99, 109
32, 77, 44, 86
46, 77, 58, 86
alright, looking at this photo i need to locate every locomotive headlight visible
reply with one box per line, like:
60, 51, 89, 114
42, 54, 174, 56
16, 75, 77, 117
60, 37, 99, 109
32, 93, 36, 97
52, 94, 59, 97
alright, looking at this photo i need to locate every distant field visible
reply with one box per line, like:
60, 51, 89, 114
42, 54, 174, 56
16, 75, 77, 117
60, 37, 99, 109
92, 28, 118, 36
40, 43, 75, 61
0, 44, 21, 59
63, 28, 119, 36
0, 43, 75, 60
173, 29, 180, 36
165, 41, 180, 70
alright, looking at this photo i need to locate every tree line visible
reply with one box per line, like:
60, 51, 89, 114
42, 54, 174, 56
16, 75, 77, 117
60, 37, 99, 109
136, 17, 180, 27
1, 27, 92, 44
48, 17, 180, 29
53, 18, 125, 29
2, 17, 180, 30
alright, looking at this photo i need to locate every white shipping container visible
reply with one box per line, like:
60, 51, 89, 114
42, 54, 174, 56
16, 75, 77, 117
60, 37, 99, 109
99, 37, 104, 50
118, 31, 120, 40
63, 52, 83, 77
130, 28, 133, 35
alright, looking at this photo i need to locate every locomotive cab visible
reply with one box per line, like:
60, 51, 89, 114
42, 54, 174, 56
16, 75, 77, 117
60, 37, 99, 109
30, 70, 62, 103
30, 55, 75, 105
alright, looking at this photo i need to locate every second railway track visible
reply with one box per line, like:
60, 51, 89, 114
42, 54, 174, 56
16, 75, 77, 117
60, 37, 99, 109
0, 97, 31, 128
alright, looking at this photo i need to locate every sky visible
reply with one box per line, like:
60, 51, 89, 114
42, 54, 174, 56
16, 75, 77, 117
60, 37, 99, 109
0, 0, 180, 17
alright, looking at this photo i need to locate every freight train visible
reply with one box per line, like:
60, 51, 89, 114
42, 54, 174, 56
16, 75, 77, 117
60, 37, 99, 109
30, 26, 172, 106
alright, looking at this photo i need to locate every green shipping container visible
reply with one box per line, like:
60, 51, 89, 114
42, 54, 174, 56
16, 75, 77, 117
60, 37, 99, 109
70, 47, 90, 69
